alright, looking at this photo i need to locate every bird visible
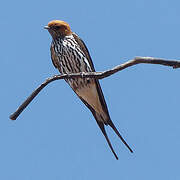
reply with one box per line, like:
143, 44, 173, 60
44, 20, 133, 159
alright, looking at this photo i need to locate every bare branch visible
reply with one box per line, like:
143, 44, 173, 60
9, 56, 180, 120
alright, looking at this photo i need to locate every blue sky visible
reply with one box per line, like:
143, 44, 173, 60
1, 0, 180, 179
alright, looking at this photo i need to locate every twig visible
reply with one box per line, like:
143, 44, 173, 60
9, 56, 180, 120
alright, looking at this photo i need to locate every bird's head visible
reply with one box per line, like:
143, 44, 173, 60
44, 20, 72, 39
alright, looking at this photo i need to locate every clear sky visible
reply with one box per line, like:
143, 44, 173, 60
1, 0, 180, 179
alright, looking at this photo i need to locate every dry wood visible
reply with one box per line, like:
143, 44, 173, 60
10, 56, 180, 120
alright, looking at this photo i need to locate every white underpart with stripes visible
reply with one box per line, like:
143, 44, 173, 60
52, 34, 106, 118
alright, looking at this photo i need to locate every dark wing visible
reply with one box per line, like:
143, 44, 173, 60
72, 33, 110, 118
72, 33, 133, 158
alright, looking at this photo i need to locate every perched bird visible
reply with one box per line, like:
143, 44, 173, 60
44, 20, 133, 159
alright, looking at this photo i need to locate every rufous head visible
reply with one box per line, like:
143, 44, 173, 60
44, 20, 72, 39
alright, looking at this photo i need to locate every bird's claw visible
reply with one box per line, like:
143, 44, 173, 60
80, 72, 86, 78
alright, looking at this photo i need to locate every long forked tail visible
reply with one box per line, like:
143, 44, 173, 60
108, 119, 133, 153
77, 95, 133, 159
94, 113, 133, 160
96, 119, 119, 160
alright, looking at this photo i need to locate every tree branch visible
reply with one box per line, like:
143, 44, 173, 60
9, 56, 180, 120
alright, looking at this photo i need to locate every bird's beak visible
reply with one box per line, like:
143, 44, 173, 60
44, 26, 50, 30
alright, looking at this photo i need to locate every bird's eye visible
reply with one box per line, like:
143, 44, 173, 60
54, 26, 60, 30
